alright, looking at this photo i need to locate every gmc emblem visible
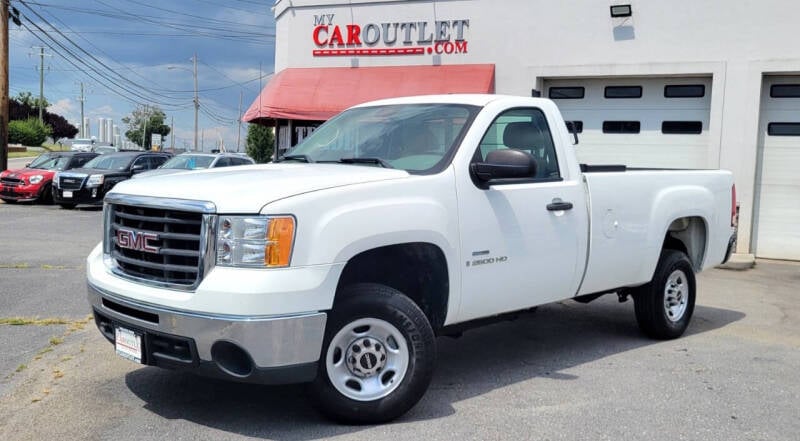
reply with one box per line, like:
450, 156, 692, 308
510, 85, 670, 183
116, 228, 160, 254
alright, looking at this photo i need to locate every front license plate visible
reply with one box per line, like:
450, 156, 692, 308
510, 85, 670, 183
62, 190, 73, 198
115, 326, 143, 363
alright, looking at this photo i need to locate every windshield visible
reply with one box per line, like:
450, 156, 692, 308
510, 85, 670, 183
73, 139, 93, 145
94, 147, 116, 154
84, 155, 134, 170
287, 104, 478, 173
160, 155, 214, 170
28, 154, 70, 170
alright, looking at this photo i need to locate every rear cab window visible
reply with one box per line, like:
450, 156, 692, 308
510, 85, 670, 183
476, 108, 561, 181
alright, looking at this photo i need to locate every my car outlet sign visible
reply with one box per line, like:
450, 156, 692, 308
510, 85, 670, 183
312, 14, 470, 57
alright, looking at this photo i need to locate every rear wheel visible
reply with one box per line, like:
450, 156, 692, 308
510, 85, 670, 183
633, 249, 696, 339
309, 283, 436, 424
59, 203, 76, 209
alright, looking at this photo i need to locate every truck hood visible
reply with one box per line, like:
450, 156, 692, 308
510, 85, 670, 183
131, 168, 188, 179
108, 163, 410, 213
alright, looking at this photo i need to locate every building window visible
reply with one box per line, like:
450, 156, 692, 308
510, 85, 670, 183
604, 86, 642, 99
603, 121, 640, 134
664, 85, 705, 98
565, 121, 583, 133
768, 122, 800, 136
549, 87, 585, 99
662, 121, 703, 134
770, 84, 800, 98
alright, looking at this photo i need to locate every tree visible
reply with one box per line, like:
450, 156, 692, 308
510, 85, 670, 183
8, 92, 78, 141
122, 105, 171, 150
14, 91, 49, 110
245, 123, 274, 163
44, 113, 79, 140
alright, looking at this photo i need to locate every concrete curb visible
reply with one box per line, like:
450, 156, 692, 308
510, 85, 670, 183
717, 253, 756, 270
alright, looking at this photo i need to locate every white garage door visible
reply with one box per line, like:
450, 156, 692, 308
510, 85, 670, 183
543, 77, 712, 169
754, 76, 800, 260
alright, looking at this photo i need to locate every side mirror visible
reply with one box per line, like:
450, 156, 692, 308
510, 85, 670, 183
25, 163, 30, 168
131, 165, 145, 173
471, 149, 536, 182
565, 121, 580, 145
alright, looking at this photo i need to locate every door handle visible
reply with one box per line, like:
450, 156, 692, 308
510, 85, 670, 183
546, 200, 573, 211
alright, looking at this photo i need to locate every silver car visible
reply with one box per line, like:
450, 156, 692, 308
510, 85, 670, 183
132, 152, 255, 179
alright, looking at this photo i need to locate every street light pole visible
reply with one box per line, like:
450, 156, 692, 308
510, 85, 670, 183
193, 53, 199, 151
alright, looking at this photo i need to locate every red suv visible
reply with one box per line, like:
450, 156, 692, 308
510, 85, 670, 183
0, 151, 99, 204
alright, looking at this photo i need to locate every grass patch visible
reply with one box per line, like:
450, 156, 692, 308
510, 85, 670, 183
0, 263, 31, 269
0, 317, 70, 326
40, 264, 67, 270
52, 369, 64, 379
49, 337, 64, 346
37, 347, 53, 356
60, 356, 72, 362
16, 364, 27, 373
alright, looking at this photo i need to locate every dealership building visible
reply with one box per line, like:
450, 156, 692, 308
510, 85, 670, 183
244, 0, 800, 261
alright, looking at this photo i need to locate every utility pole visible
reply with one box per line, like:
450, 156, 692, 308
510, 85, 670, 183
192, 53, 198, 151
237, 90, 242, 152
78, 82, 85, 137
141, 104, 148, 150
1, 0, 10, 172
201, 129, 204, 152
170, 115, 174, 152
31, 46, 51, 122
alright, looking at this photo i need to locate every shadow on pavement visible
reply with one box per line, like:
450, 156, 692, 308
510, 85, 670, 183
125, 298, 744, 439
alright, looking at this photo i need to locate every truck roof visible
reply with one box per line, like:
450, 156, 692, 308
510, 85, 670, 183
352, 94, 550, 108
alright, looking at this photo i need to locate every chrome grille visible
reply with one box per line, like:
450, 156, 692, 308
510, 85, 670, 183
0, 177, 22, 187
59, 174, 86, 190
104, 195, 216, 290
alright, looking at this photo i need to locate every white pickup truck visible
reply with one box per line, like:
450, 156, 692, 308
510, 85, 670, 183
87, 94, 736, 423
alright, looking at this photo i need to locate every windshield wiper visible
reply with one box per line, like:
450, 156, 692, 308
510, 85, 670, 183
338, 157, 394, 169
279, 154, 315, 163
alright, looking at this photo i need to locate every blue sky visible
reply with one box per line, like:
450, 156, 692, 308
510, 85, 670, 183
8, 0, 276, 151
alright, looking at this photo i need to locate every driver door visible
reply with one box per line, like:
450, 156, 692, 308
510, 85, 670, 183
455, 107, 587, 321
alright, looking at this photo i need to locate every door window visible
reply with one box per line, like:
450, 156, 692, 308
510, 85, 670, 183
476, 108, 560, 179
214, 157, 232, 167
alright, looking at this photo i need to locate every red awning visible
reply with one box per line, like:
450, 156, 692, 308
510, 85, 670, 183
243, 64, 495, 122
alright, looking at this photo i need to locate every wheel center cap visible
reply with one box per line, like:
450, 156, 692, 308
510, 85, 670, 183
346, 337, 387, 378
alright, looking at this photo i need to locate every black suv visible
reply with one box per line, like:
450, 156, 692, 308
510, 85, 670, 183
52, 151, 172, 208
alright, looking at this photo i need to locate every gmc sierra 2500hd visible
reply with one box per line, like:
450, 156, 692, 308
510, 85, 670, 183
86, 95, 736, 423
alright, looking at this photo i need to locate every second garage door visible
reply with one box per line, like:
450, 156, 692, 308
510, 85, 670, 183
753, 76, 800, 260
543, 77, 712, 169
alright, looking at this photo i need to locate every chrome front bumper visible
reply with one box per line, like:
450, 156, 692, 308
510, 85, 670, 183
88, 282, 327, 384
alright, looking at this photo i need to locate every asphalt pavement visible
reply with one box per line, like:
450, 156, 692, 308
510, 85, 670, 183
0, 202, 798, 441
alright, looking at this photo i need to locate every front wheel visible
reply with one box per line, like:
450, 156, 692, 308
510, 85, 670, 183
309, 284, 436, 424
633, 249, 696, 340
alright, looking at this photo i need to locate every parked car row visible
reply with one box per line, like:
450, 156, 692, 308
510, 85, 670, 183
0, 151, 255, 207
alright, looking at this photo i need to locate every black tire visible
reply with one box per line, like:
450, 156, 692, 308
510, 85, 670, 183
39, 183, 53, 205
59, 203, 76, 209
633, 249, 696, 340
309, 283, 436, 424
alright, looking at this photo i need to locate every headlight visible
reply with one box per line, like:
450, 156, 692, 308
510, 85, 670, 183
29, 175, 44, 184
52, 172, 60, 188
86, 174, 105, 188
216, 216, 296, 268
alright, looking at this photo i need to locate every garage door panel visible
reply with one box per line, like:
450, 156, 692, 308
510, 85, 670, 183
545, 77, 712, 169
760, 147, 800, 186
755, 75, 800, 260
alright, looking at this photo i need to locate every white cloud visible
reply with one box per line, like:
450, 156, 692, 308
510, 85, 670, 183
47, 98, 77, 120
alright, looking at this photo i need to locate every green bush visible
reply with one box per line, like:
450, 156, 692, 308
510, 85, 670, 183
9, 118, 51, 146
246, 123, 275, 163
